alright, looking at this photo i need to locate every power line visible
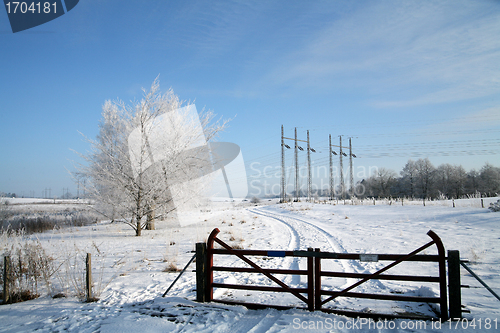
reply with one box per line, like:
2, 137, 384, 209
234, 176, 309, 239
241, 125, 498, 199
280, 126, 317, 202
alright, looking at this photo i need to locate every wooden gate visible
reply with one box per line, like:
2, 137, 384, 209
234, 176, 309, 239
196, 228, 451, 320
198, 228, 317, 311
314, 230, 448, 320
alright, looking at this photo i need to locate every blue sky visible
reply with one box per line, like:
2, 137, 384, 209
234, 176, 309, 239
1, 0, 499, 198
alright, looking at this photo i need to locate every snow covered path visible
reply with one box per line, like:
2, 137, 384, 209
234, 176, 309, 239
248, 206, 441, 318
1, 200, 499, 332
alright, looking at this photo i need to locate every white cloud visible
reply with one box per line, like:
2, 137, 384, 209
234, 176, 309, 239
266, 0, 500, 107
423, 106, 500, 132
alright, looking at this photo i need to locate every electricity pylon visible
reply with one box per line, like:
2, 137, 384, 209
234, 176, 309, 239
280, 126, 314, 202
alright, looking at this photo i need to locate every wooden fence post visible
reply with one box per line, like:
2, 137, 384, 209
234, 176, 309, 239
206, 228, 219, 302
86, 253, 92, 301
448, 250, 462, 320
196, 242, 207, 302
3, 256, 10, 304
427, 231, 448, 320
314, 248, 321, 311
307, 248, 314, 311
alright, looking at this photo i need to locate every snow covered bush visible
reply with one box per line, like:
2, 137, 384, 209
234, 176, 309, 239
250, 196, 260, 204
1, 231, 55, 303
488, 199, 500, 212
1, 211, 99, 235
0, 199, 11, 224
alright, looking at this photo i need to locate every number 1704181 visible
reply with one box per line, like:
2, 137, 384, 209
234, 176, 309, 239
5, 2, 57, 14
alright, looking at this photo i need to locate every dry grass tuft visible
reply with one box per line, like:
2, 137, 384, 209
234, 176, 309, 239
163, 262, 181, 272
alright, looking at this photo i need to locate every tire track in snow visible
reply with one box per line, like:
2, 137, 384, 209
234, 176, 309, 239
249, 208, 302, 287
210, 208, 302, 301
251, 207, 347, 254
276, 213, 302, 287
250, 207, 366, 311
250, 207, 391, 295
223, 309, 283, 333
250, 207, 349, 260
249, 207, 356, 284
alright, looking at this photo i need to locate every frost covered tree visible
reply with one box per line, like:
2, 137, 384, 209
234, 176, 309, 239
434, 164, 467, 199
489, 199, 500, 212
478, 163, 500, 197
450, 165, 467, 199
360, 167, 397, 198
360, 159, 500, 200
400, 159, 417, 198
465, 169, 480, 195
435, 163, 452, 198
372, 168, 397, 198
444, 165, 465, 199
414, 158, 435, 202
75, 78, 227, 236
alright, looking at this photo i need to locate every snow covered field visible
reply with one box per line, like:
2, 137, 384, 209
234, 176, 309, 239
1, 198, 499, 332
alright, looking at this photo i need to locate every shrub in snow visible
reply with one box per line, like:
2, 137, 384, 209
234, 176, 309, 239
1, 231, 54, 303
250, 196, 260, 204
488, 199, 500, 212
1, 210, 99, 235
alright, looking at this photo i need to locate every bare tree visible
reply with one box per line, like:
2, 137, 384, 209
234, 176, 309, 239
465, 169, 480, 196
450, 165, 467, 199
414, 158, 435, 201
360, 160, 499, 200
401, 159, 417, 198
373, 168, 397, 198
479, 163, 500, 197
435, 164, 467, 199
435, 163, 453, 198
74, 78, 228, 236
361, 168, 397, 198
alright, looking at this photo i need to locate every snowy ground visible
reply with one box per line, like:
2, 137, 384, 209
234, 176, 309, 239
1, 198, 499, 332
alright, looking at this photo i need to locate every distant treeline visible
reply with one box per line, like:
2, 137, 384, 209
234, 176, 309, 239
358, 159, 499, 200
0, 192, 17, 198
0, 208, 100, 234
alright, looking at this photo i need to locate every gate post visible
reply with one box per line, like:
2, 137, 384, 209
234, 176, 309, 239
206, 228, 219, 302
448, 250, 462, 319
307, 248, 314, 311
314, 248, 321, 311
86, 253, 93, 301
196, 242, 207, 302
427, 231, 448, 320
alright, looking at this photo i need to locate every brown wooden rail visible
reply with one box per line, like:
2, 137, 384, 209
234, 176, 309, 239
198, 228, 451, 320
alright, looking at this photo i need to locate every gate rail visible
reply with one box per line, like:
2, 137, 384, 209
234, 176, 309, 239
203, 228, 317, 310
315, 230, 447, 320
196, 228, 456, 320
